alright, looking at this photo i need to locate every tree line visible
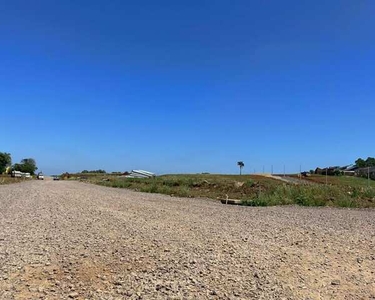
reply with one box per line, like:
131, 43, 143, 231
81, 169, 106, 174
0, 152, 38, 175
355, 157, 375, 168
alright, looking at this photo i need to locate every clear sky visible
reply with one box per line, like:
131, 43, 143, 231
1, 1, 374, 175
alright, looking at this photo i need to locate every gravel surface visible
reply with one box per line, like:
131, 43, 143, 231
1, 179, 375, 299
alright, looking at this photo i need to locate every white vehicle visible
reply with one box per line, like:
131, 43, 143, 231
37, 172, 44, 180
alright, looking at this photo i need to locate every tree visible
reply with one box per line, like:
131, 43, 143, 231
13, 158, 38, 175
81, 169, 106, 173
365, 157, 375, 167
237, 161, 245, 175
355, 158, 366, 168
355, 157, 375, 168
0, 152, 12, 174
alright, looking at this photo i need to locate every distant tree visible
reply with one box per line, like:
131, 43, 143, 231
61, 172, 71, 179
365, 157, 375, 167
81, 169, 106, 174
237, 161, 245, 175
0, 152, 12, 174
355, 157, 375, 168
355, 158, 366, 168
13, 158, 38, 175
12, 163, 21, 172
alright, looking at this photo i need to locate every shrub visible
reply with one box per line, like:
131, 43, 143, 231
245, 179, 255, 187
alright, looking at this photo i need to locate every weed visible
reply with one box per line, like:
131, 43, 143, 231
245, 179, 255, 187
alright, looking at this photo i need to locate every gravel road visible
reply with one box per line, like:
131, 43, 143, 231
1, 180, 374, 299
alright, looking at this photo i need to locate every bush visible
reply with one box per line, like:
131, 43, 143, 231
245, 179, 255, 187
175, 187, 190, 197
163, 179, 180, 187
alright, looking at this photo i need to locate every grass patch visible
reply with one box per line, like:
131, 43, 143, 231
294, 174, 375, 188
0, 175, 24, 185
242, 184, 374, 208
65, 173, 375, 208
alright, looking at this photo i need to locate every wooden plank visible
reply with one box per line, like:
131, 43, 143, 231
220, 199, 242, 205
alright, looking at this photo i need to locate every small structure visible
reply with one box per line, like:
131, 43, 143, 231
339, 164, 358, 176
125, 170, 156, 178
11, 171, 22, 178
11, 171, 31, 178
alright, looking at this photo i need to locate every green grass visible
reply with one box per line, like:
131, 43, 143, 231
64, 173, 375, 208
242, 184, 375, 208
70, 174, 280, 199
295, 174, 375, 188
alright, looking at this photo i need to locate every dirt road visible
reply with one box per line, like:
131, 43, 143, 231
0, 180, 374, 299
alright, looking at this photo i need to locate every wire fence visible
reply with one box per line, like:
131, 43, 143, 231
241, 164, 375, 188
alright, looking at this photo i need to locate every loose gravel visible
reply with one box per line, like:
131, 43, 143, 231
0, 179, 374, 299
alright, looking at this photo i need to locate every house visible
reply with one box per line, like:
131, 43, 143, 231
337, 165, 357, 176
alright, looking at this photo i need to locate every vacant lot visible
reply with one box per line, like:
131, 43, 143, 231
70, 173, 375, 208
1, 180, 375, 299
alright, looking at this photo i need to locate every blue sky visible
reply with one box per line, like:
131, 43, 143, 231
1, 1, 374, 175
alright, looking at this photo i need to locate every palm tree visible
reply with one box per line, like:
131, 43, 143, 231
237, 161, 245, 175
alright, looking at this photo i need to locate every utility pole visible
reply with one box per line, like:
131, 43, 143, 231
271, 165, 273, 175
283, 165, 286, 177
263, 165, 265, 174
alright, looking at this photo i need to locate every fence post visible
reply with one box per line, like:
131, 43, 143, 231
368, 167, 370, 187
326, 168, 328, 185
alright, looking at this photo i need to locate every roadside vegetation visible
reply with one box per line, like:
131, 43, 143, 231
291, 174, 375, 188
0, 175, 23, 185
0, 151, 39, 184
64, 173, 375, 208
0, 152, 39, 175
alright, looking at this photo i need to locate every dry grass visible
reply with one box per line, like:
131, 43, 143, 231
0, 175, 23, 185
